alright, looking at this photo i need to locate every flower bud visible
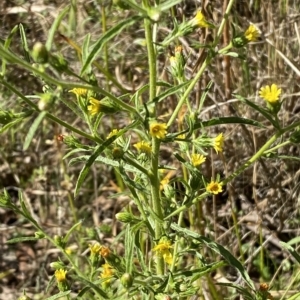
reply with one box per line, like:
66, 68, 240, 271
50, 261, 65, 270
54, 235, 66, 249
120, 273, 133, 289
32, 42, 48, 63
115, 212, 134, 223
112, 147, 124, 159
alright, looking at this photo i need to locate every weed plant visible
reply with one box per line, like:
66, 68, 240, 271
0, 0, 300, 299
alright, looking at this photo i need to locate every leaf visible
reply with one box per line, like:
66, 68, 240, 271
195, 117, 265, 129
19, 24, 31, 63
216, 282, 254, 300
1, 25, 18, 75
7, 236, 39, 244
125, 225, 134, 273
74, 134, 119, 196
157, 0, 182, 11
69, 154, 143, 174
81, 16, 141, 75
286, 292, 300, 300
46, 5, 70, 51
72, 275, 108, 298
23, 111, 47, 150
0, 118, 24, 134
234, 94, 279, 129
44, 291, 71, 300
280, 242, 300, 264
152, 80, 192, 103
170, 223, 255, 290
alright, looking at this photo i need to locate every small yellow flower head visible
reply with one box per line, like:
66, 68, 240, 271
88, 97, 101, 116
191, 153, 206, 167
160, 177, 170, 191
153, 238, 173, 265
89, 242, 101, 254
190, 11, 211, 28
107, 129, 119, 139
100, 263, 114, 282
244, 24, 260, 42
134, 140, 152, 154
149, 122, 168, 139
55, 269, 67, 282
206, 181, 223, 194
259, 84, 281, 104
69, 88, 88, 97
213, 133, 224, 153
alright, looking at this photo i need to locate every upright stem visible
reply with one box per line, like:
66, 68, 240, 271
150, 138, 164, 275
143, 0, 164, 274
144, 8, 157, 117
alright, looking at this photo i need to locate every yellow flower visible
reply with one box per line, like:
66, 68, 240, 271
160, 177, 170, 191
134, 140, 152, 154
89, 242, 101, 254
153, 239, 173, 265
107, 129, 119, 139
259, 84, 281, 104
87, 97, 101, 116
69, 88, 88, 97
244, 24, 260, 42
206, 181, 223, 195
213, 133, 224, 153
100, 263, 114, 282
55, 269, 67, 282
149, 122, 167, 139
190, 11, 211, 28
191, 153, 206, 167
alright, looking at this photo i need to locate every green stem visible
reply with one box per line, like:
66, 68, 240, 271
0, 45, 141, 118
214, 0, 236, 47
167, 58, 210, 127
144, 12, 157, 117
123, 155, 151, 176
150, 137, 164, 274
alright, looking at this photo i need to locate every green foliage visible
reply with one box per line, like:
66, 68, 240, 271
0, 0, 299, 299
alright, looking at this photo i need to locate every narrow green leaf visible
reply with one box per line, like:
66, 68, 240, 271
82, 34, 91, 73
0, 118, 24, 134
81, 16, 141, 76
73, 275, 108, 298
125, 225, 134, 273
234, 94, 279, 129
77, 286, 91, 297
23, 111, 47, 150
157, 0, 182, 11
19, 24, 31, 63
195, 117, 265, 129
286, 292, 300, 300
44, 291, 71, 300
216, 282, 254, 300
171, 223, 255, 290
152, 80, 191, 103
64, 219, 83, 242
46, 5, 70, 51
1, 25, 18, 75
7, 236, 39, 244
280, 242, 300, 264
74, 134, 119, 196
69, 154, 143, 174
